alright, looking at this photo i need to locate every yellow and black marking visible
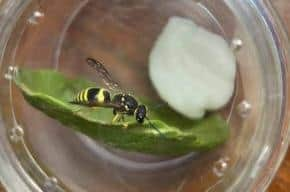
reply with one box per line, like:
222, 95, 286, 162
70, 57, 163, 136
71, 87, 111, 106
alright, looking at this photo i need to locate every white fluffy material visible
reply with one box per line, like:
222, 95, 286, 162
149, 17, 236, 119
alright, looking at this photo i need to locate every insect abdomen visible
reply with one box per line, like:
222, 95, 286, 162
73, 88, 100, 104
72, 87, 111, 106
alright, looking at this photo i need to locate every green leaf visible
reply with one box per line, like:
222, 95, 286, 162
14, 68, 229, 156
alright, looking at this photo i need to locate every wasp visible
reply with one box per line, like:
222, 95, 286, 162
70, 58, 162, 135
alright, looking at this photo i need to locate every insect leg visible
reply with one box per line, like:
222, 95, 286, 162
121, 115, 125, 122
71, 106, 84, 116
120, 115, 129, 129
112, 113, 122, 124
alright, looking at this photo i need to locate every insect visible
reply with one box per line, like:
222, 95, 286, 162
71, 58, 163, 135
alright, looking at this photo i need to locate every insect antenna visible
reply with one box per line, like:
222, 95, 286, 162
145, 117, 164, 138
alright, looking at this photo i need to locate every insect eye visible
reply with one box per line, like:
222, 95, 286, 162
136, 115, 144, 123
136, 107, 146, 123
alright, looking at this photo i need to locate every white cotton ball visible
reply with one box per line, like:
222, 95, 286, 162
149, 16, 236, 119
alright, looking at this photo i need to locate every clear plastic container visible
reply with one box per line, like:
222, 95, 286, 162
0, 0, 289, 191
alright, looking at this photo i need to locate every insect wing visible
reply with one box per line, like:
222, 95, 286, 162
86, 58, 121, 92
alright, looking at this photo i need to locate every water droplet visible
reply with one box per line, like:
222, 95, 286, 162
9, 125, 24, 142
9, 66, 15, 71
4, 73, 12, 80
34, 11, 44, 18
213, 157, 230, 178
28, 11, 44, 25
231, 38, 243, 51
43, 177, 58, 191
236, 100, 252, 118
4, 66, 18, 80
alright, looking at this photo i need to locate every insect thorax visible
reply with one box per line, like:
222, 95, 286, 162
112, 94, 138, 115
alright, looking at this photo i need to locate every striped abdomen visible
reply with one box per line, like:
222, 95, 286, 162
72, 87, 111, 106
